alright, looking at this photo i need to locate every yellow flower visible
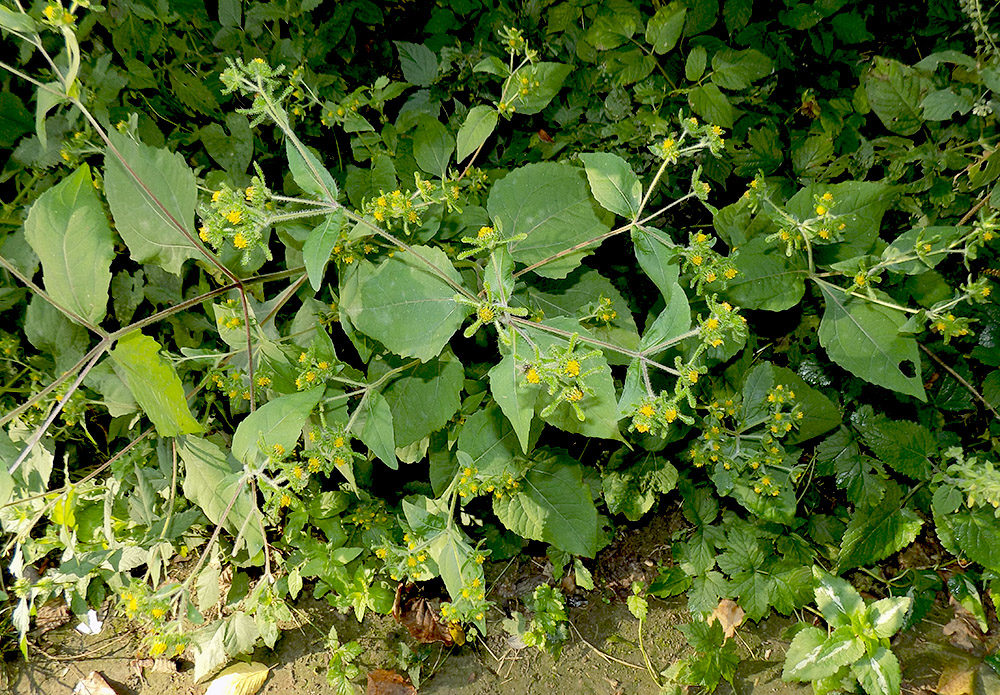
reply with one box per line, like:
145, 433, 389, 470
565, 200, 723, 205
691, 255, 703, 266
273, 444, 285, 456
636, 423, 649, 433
815, 204, 827, 216
280, 494, 292, 507
688, 370, 699, 383
199, 226, 210, 241
854, 272, 866, 287
149, 641, 167, 657
233, 232, 248, 249
564, 359, 580, 377
639, 403, 655, 417
478, 305, 496, 322
821, 192, 833, 202
724, 267, 737, 279
478, 226, 494, 238
566, 387, 584, 402
525, 367, 540, 384
664, 408, 678, 422
704, 318, 719, 330
212, 190, 222, 202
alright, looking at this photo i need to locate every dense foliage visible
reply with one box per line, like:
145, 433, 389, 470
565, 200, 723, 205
1, 0, 999, 692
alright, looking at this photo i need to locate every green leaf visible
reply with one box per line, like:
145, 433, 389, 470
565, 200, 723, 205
578, 152, 642, 219
177, 435, 264, 559
814, 568, 865, 627
488, 162, 611, 279
24, 164, 113, 325
710, 48, 772, 90
852, 407, 935, 479
508, 62, 572, 115
640, 287, 691, 352
851, 648, 901, 695
302, 209, 345, 292
104, 130, 200, 275
394, 41, 437, 87
688, 571, 730, 615
200, 113, 252, 175
412, 115, 454, 177
817, 283, 924, 400
456, 105, 498, 163
356, 391, 397, 470
287, 140, 339, 202
686, 45, 708, 81
882, 226, 966, 275
602, 452, 678, 521
645, 2, 687, 54
168, 68, 220, 115
725, 235, 808, 311
783, 626, 856, 682
345, 245, 468, 361
458, 404, 519, 477
933, 506, 1000, 573
864, 57, 926, 136
35, 82, 64, 151
231, 388, 323, 464
867, 596, 912, 638
723, 0, 753, 34
921, 88, 973, 120
493, 448, 601, 557
787, 181, 896, 263
24, 295, 88, 372
488, 352, 538, 454
373, 349, 464, 448
110, 331, 203, 437
631, 225, 681, 298
688, 83, 733, 128
838, 486, 923, 572
0, 5, 37, 34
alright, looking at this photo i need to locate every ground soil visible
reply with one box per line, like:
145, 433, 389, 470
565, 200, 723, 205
6, 512, 1000, 695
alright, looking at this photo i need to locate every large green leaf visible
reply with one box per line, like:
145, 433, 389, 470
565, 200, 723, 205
457, 405, 520, 477
645, 2, 686, 54
345, 245, 468, 361
851, 648, 901, 695
852, 406, 935, 479
177, 435, 264, 558
372, 349, 464, 448
24, 164, 113, 326
578, 152, 642, 219
724, 235, 808, 311
864, 57, 926, 136
488, 162, 611, 279
231, 388, 323, 464
412, 115, 454, 177
787, 181, 896, 264
355, 391, 397, 470
838, 486, 923, 572
302, 209, 345, 292
493, 448, 601, 557
110, 331, 203, 437
710, 48, 773, 90
519, 267, 640, 366
287, 139, 339, 202
103, 130, 200, 275
933, 506, 1000, 573
488, 352, 538, 454
817, 283, 924, 400
456, 105, 498, 162
631, 225, 682, 298
602, 452, 678, 521
783, 626, 856, 682
508, 62, 572, 115
688, 83, 733, 128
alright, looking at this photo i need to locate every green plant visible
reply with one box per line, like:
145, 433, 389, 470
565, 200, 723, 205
783, 569, 911, 695
325, 626, 363, 695
503, 584, 570, 659
0, 0, 999, 689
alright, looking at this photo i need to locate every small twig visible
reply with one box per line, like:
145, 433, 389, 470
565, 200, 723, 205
568, 620, 644, 670
919, 343, 1000, 421
958, 196, 988, 226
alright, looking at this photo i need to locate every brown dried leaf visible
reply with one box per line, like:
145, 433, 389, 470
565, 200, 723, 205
706, 598, 745, 640
34, 601, 71, 634
392, 583, 454, 645
367, 669, 416, 695
942, 612, 980, 651
72, 671, 118, 695
935, 664, 977, 695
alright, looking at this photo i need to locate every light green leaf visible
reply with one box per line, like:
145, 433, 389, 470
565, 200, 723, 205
0, 5, 37, 34
868, 596, 912, 638
287, 140, 339, 202
493, 448, 601, 557
35, 82, 64, 151
686, 45, 708, 81
457, 404, 519, 477
631, 225, 681, 298
645, 2, 686, 54
394, 41, 437, 87
412, 115, 454, 177
579, 152, 642, 219
303, 209, 345, 292
814, 567, 865, 627
817, 283, 925, 400
725, 235, 808, 311
24, 164, 113, 325
851, 648, 901, 695
710, 48, 772, 90
24, 295, 87, 373
838, 486, 923, 572
456, 105, 498, 162
104, 130, 200, 275
345, 245, 468, 361
488, 162, 612, 279
110, 331, 203, 437
787, 181, 896, 263
852, 408, 935, 479
373, 349, 464, 448
921, 88, 973, 121
640, 288, 691, 353
864, 57, 926, 136
688, 83, 733, 127
231, 387, 323, 464
488, 352, 538, 454
356, 391, 397, 470
602, 452, 678, 521
506, 62, 572, 115
783, 626, 851, 682
177, 435, 263, 559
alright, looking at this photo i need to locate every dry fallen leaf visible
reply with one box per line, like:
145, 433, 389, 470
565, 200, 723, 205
935, 664, 977, 695
706, 598, 745, 640
204, 662, 270, 695
73, 671, 117, 695
367, 669, 416, 695
392, 582, 454, 645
